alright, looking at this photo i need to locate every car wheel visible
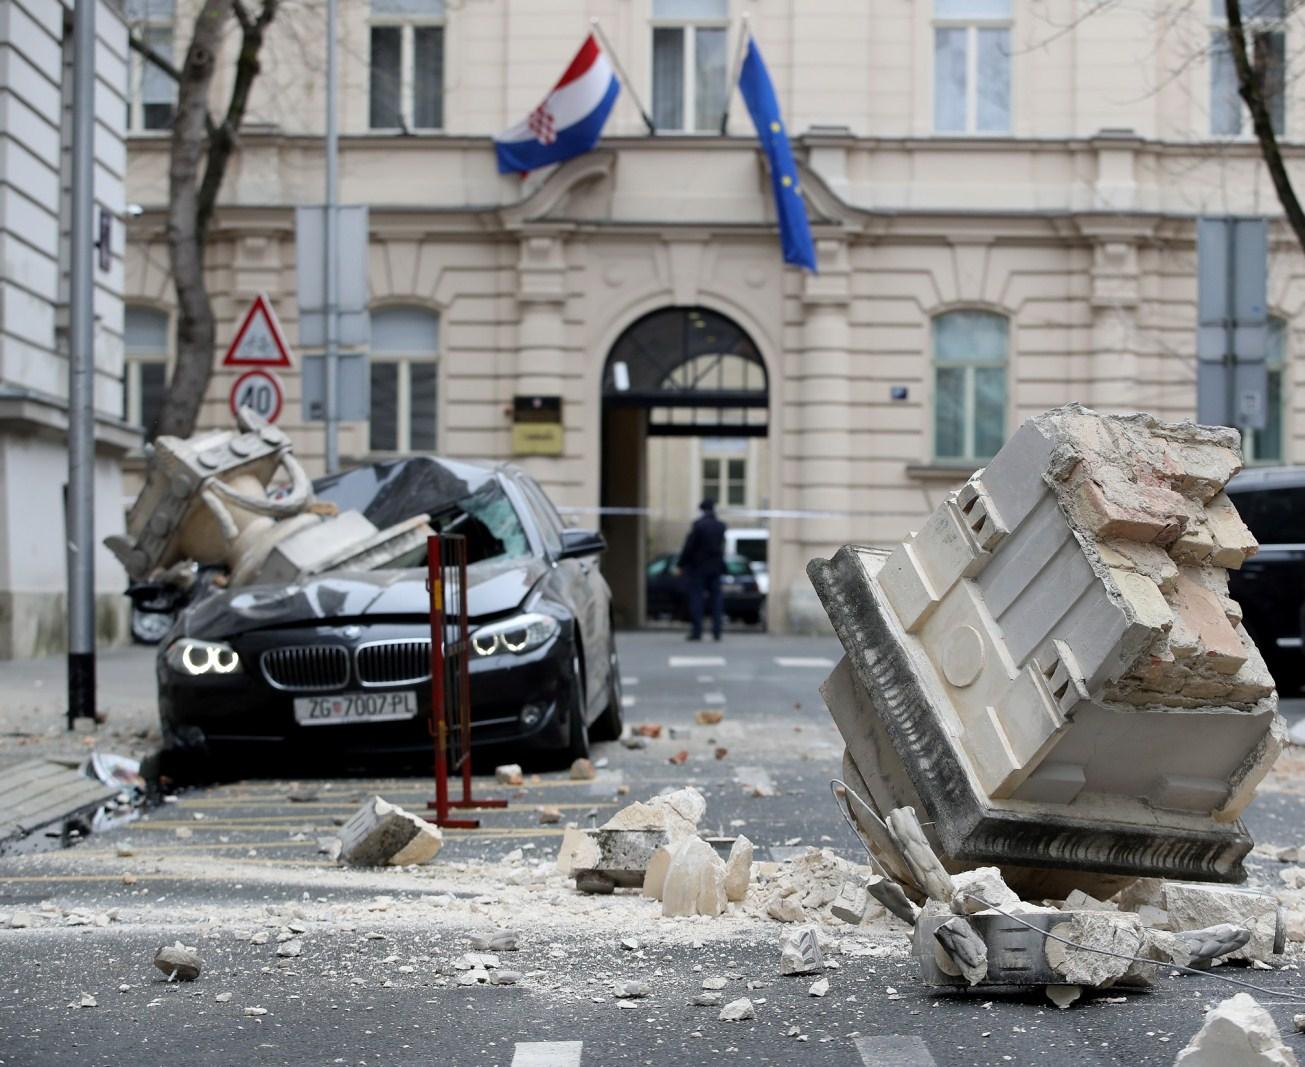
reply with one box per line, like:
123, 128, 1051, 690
589, 639, 624, 742
565, 650, 590, 761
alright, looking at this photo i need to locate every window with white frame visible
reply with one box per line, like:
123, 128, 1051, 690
369, 0, 445, 131
701, 453, 746, 507
651, 0, 729, 132
1210, 0, 1285, 137
369, 307, 439, 453
124, 307, 169, 441
933, 0, 1011, 134
1244, 315, 1287, 463
933, 309, 1008, 461
125, 0, 176, 131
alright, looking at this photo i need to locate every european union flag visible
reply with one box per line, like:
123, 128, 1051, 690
737, 38, 817, 272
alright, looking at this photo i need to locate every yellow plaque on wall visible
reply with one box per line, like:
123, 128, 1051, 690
512, 395, 564, 456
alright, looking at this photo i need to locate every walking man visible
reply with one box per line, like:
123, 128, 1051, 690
677, 498, 727, 642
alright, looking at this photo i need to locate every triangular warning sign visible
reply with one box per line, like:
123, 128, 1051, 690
222, 293, 293, 368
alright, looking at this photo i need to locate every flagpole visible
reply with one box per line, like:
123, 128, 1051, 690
719, 12, 750, 135
590, 17, 656, 134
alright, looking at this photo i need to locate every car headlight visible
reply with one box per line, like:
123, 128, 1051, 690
165, 638, 242, 676
471, 613, 559, 657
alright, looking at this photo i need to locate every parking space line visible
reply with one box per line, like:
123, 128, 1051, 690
853, 1035, 938, 1066
775, 656, 836, 669
668, 656, 725, 668
511, 1041, 583, 1067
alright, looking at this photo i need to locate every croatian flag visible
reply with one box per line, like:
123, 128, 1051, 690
495, 35, 620, 175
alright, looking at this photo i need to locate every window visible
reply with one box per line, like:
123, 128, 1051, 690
1210, 0, 1285, 136
1244, 316, 1287, 463
369, 307, 439, 453
933, 310, 1008, 461
125, 0, 176, 130
702, 455, 746, 507
124, 307, 169, 441
933, 0, 1011, 134
651, 0, 729, 132
369, 0, 444, 131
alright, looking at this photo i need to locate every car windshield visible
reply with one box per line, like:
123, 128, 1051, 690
380, 480, 532, 568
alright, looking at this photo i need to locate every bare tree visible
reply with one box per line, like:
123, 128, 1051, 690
130, 0, 281, 438
1223, 0, 1305, 254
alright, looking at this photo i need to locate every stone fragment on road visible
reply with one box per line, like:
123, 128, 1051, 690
718, 997, 755, 1022
693, 992, 723, 1006
276, 939, 302, 958
1175, 923, 1252, 965
1045, 984, 1082, 1010
613, 980, 649, 998
490, 970, 521, 986
1162, 883, 1284, 963
538, 806, 562, 824
1174, 993, 1299, 1066
778, 926, 823, 976
69, 993, 97, 1008
244, 1006, 268, 1017
1045, 912, 1145, 987
661, 836, 727, 918
495, 764, 524, 785
569, 758, 596, 781
215, 992, 232, 1003
701, 976, 728, 990
831, 882, 869, 925
934, 916, 989, 986
808, 977, 829, 997
668, 750, 688, 765
471, 931, 519, 952
694, 709, 724, 725
951, 867, 1019, 915
338, 796, 443, 867
153, 943, 202, 981
724, 835, 752, 902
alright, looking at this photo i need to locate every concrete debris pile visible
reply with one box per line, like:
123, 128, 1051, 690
105, 407, 431, 589
337, 796, 444, 867
809, 404, 1287, 895
747, 848, 889, 926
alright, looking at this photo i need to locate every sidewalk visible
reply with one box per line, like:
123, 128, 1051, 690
0, 646, 160, 771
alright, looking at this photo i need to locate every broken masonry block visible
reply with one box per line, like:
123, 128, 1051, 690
951, 867, 1020, 916
1175, 993, 1300, 1067
933, 914, 989, 986
494, 764, 524, 786
724, 835, 753, 903
867, 874, 921, 926
885, 806, 955, 903
1174, 923, 1252, 966
661, 836, 728, 918
566, 828, 667, 892
153, 943, 202, 981
831, 882, 870, 926
338, 796, 443, 867
1160, 882, 1286, 963
810, 404, 1287, 894
778, 926, 824, 976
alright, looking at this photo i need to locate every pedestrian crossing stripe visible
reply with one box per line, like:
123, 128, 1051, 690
669, 655, 726, 667
774, 656, 836, 668
511, 1041, 583, 1066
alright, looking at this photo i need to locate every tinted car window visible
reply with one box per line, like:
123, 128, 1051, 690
648, 556, 670, 576
1228, 486, 1305, 545
516, 476, 564, 556
725, 556, 751, 576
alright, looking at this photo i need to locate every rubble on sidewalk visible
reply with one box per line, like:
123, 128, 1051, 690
337, 796, 443, 867
810, 405, 1287, 895
1174, 993, 1299, 1066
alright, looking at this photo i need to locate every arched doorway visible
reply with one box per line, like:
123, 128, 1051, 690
600, 306, 770, 628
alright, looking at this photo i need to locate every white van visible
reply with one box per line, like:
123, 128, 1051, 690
724, 527, 769, 595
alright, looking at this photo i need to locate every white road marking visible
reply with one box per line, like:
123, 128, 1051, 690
669, 656, 726, 668
511, 1041, 583, 1067
621, 676, 639, 686
620, 695, 636, 708
696, 675, 715, 683
854, 1035, 938, 1066
702, 692, 726, 705
775, 656, 836, 669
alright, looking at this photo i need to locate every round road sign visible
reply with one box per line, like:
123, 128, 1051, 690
229, 368, 285, 423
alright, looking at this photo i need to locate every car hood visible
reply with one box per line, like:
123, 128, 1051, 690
180, 555, 549, 638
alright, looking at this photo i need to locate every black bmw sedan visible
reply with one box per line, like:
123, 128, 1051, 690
156, 457, 622, 777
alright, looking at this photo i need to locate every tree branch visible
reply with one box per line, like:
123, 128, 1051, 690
1224, 0, 1305, 255
128, 31, 182, 83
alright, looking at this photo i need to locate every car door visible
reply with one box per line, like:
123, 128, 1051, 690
518, 475, 609, 715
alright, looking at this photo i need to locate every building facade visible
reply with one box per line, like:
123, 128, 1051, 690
124, 0, 1305, 631
0, 0, 132, 658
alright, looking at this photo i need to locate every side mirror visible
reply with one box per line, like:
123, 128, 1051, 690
558, 528, 606, 560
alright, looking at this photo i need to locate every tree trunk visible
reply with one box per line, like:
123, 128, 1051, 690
158, 0, 232, 439
1224, 0, 1305, 257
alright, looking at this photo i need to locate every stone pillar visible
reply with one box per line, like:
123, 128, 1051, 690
785, 238, 854, 632
1085, 233, 1142, 414
514, 232, 568, 491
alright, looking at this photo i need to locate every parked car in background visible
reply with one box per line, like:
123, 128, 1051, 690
646, 552, 766, 626
157, 457, 622, 777
725, 527, 769, 595
1225, 467, 1305, 696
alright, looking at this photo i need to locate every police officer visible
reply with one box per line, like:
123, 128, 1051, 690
677, 498, 727, 642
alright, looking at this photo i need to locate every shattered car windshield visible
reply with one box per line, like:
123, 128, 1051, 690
383, 480, 530, 568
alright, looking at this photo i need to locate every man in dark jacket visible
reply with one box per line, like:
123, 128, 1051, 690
677, 499, 727, 641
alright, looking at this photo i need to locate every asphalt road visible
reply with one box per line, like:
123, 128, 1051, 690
0, 631, 1303, 1067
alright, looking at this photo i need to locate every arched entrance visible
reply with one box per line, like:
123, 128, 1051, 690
599, 306, 770, 628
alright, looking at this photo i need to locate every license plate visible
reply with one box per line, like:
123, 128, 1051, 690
293, 690, 418, 726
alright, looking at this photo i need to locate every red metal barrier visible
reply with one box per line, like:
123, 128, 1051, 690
425, 533, 507, 828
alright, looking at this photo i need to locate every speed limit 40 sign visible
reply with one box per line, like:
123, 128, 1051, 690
229, 369, 285, 422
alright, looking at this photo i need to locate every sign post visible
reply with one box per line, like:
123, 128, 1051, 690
223, 294, 294, 370
1197, 218, 1268, 431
